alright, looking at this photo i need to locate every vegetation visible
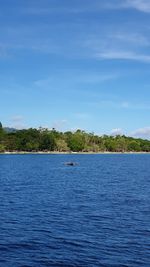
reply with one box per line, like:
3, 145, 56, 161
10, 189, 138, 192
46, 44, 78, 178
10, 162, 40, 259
0, 122, 150, 153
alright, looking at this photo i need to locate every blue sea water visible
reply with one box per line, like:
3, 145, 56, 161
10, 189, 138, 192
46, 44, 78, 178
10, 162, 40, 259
0, 154, 150, 267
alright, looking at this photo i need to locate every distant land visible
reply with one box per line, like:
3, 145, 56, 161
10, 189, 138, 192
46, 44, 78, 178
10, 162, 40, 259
0, 122, 150, 153
4, 127, 17, 133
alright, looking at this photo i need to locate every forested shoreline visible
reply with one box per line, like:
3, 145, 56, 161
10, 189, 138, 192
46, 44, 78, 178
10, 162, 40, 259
0, 122, 150, 153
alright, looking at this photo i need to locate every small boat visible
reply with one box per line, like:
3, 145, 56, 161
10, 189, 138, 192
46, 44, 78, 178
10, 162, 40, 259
65, 162, 78, 166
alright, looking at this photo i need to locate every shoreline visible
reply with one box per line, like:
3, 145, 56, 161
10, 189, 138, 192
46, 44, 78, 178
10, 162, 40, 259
1, 151, 150, 155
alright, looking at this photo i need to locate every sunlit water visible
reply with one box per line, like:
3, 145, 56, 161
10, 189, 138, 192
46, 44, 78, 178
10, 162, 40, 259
0, 154, 150, 267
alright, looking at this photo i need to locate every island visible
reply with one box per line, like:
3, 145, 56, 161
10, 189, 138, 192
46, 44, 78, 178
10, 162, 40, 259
0, 122, 150, 153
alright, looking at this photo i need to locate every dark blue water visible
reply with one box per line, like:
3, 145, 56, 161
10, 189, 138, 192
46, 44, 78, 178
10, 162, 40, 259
0, 154, 150, 267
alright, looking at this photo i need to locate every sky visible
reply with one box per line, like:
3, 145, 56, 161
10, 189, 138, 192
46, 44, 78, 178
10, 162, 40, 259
1, 0, 150, 138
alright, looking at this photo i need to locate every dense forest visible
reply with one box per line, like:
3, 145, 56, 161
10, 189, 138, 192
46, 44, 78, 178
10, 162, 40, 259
0, 122, 150, 153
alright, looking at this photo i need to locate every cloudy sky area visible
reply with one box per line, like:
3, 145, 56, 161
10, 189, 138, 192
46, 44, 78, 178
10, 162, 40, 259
1, 0, 150, 138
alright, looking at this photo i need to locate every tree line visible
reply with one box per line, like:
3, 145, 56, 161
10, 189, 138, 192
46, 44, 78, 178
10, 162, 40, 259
0, 122, 150, 152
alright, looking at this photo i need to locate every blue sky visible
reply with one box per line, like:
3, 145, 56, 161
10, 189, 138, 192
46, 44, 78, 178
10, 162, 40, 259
1, 0, 150, 138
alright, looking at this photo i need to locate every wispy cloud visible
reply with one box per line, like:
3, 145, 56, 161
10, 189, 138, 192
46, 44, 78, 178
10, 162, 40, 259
84, 26, 150, 63
34, 71, 118, 90
96, 50, 150, 63
22, 1, 119, 15
22, 1, 150, 15
1, 8, 150, 62
102, 0, 150, 13
111, 32, 150, 47
89, 100, 150, 110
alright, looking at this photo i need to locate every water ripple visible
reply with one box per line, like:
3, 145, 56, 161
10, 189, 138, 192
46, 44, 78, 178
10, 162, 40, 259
0, 154, 150, 266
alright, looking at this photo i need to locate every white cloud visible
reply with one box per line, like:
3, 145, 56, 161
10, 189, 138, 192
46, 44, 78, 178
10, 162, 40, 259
110, 128, 123, 136
51, 119, 68, 131
125, 0, 150, 13
131, 127, 150, 139
10, 115, 25, 129
110, 126, 150, 139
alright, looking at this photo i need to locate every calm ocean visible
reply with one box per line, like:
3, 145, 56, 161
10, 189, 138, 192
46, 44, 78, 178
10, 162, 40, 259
0, 154, 150, 266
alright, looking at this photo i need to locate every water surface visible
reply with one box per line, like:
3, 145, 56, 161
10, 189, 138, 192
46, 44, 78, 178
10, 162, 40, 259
0, 154, 150, 266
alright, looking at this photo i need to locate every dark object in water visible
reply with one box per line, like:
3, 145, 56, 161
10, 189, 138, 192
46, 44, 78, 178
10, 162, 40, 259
65, 162, 77, 166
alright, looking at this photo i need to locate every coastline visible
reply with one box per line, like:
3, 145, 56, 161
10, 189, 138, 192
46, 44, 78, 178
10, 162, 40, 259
1, 151, 150, 155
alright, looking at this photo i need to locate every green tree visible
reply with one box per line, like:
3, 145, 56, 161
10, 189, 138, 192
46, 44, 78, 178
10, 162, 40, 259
115, 136, 127, 152
39, 133, 56, 151
128, 140, 141, 151
56, 139, 69, 152
67, 130, 85, 152
0, 144, 5, 152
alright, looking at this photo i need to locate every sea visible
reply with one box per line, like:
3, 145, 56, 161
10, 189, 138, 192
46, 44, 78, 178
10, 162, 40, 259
0, 154, 150, 267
